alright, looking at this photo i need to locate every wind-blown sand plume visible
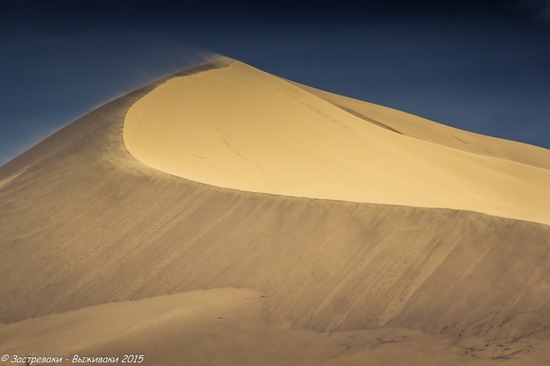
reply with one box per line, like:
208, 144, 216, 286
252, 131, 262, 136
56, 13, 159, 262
0, 57, 549, 365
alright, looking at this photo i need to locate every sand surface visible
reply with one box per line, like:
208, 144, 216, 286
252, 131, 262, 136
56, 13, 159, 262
295, 82, 550, 170
2, 288, 550, 366
1, 58, 549, 365
124, 61, 550, 225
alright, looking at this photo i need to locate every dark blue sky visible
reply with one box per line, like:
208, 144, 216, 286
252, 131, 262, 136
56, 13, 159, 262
1, 0, 549, 164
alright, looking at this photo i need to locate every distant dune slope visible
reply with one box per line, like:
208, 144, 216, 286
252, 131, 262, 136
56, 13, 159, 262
295, 83, 550, 170
1, 58, 549, 364
123, 61, 550, 225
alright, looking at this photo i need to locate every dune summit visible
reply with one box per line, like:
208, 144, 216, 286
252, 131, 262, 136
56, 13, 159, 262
124, 59, 550, 225
1, 57, 550, 365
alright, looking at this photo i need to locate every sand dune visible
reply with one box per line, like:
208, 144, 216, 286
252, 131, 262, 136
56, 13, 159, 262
1, 57, 549, 365
124, 60, 550, 225
296, 82, 550, 170
2, 288, 549, 366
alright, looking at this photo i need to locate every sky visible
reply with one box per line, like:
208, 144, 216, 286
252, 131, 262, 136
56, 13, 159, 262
1, 0, 549, 164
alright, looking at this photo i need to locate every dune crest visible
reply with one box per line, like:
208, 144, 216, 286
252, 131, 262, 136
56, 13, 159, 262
2, 58, 550, 365
123, 60, 550, 225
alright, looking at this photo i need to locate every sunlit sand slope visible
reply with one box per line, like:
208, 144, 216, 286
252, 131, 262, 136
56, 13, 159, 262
296, 83, 550, 170
124, 60, 550, 225
1, 59, 549, 365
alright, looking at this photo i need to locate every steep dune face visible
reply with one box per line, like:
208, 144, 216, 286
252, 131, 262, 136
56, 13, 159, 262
1, 58, 550, 364
124, 61, 550, 225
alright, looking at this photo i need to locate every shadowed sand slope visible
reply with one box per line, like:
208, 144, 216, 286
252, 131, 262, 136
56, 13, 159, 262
124, 60, 550, 225
1, 58, 550, 365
